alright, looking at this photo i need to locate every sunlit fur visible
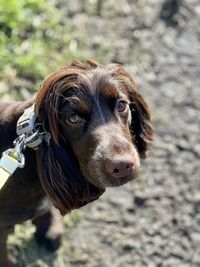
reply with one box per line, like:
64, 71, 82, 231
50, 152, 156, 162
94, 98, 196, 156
35, 60, 153, 215
0, 60, 153, 267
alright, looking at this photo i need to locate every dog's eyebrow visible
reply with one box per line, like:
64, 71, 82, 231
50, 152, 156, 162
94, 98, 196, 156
77, 100, 90, 113
64, 96, 91, 113
100, 86, 119, 98
99, 86, 129, 103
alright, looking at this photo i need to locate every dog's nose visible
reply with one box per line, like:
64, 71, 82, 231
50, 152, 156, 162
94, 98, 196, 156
105, 155, 134, 178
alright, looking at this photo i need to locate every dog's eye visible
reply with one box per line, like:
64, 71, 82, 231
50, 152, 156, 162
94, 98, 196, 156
117, 100, 128, 113
67, 113, 80, 124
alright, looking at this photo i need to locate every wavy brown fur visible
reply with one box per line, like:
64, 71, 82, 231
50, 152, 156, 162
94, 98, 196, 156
34, 60, 153, 215
0, 59, 153, 266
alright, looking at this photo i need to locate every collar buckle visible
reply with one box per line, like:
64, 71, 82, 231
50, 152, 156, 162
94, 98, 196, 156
17, 105, 36, 136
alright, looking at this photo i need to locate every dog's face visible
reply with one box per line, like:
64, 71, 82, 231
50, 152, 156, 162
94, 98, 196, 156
35, 60, 153, 214
59, 72, 140, 188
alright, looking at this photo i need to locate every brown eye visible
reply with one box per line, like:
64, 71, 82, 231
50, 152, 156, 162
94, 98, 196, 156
67, 113, 80, 124
117, 100, 128, 113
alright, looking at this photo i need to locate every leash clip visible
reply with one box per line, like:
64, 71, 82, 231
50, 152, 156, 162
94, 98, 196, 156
24, 130, 43, 149
0, 104, 50, 189
0, 138, 25, 189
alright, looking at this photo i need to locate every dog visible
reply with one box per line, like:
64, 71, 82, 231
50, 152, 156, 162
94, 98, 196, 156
0, 60, 153, 266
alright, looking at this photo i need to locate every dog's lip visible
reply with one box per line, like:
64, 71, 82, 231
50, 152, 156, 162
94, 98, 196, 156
107, 173, 137, 187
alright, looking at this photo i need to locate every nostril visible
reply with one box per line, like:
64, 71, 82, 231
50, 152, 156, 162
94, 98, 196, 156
126, 165, 130, 170
105, 155, 135, 178
126, 162, 134, 170
113, 168, 119, 174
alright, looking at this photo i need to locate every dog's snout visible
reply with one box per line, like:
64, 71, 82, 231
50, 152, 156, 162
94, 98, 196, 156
105, 155, 134, 178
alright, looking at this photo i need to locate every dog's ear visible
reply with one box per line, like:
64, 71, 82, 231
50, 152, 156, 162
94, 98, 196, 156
35, 65, 104, 215
128, 90, 153, 158
37, 140, 104, 216
37, 140, 88, 215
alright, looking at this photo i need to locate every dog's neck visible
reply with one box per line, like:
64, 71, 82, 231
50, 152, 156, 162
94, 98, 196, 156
73, 183, 105, 211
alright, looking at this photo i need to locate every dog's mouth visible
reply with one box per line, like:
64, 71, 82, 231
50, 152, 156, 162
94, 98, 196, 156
106, 173, 137, 187
82, 160, 140, 189
78, 142, 141, 189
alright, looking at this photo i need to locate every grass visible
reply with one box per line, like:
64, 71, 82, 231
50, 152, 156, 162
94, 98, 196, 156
0, 0, 116, 100
8, 211, 83, 266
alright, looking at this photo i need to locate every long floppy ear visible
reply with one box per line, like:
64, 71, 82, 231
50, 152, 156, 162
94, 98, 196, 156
129, 90, 153, 158
35, 63, 105, 215
36, 140, 104, 215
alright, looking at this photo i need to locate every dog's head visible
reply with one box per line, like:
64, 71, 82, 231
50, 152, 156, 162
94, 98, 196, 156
35, 60, 153, 215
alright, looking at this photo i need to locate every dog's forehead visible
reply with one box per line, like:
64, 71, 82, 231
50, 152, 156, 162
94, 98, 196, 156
77, 69, 129, 100
63, 69, 130, 112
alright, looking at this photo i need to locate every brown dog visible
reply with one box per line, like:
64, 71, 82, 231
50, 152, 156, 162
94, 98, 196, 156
0, 60, 153, 266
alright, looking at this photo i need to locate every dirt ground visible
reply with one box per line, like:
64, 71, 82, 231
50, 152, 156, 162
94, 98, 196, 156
8, 1, 200, 266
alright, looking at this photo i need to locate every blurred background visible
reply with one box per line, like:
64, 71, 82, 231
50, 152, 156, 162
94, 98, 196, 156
0, 0, 200, 266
